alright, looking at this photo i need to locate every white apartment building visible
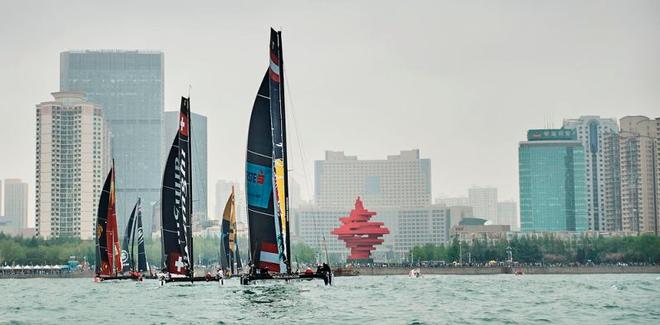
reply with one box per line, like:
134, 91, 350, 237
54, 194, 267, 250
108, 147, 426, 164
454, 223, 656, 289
36, 92, 111, 239
563, 116, 620, 231
619, 116, 659, 234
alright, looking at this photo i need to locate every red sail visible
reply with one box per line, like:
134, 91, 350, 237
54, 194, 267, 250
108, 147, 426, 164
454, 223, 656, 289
96, 162, 123, 276
107, 167, 122, 274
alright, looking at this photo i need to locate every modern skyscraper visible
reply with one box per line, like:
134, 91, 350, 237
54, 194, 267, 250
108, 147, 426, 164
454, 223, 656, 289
619, 116, 659, 234
35, 92, 111, 239
562, 116, 620, 231
519, 129, 587, 232
4, 179, 28, 236
468, 187, 498, 223
164, 111, 207, 225
497, 201, 518, 230
60, 50, 164, 232
315, 150, 431, 209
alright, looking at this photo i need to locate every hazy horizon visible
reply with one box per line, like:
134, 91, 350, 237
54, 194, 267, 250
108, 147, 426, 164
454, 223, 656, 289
1, 0, 658, 226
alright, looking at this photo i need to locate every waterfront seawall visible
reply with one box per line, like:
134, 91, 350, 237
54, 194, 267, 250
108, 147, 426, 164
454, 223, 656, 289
355, 266, 660, 276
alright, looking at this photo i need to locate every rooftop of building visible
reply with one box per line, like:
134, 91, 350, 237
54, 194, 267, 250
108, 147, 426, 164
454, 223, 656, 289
61, 49, 163, 55
322, 149, 423, 162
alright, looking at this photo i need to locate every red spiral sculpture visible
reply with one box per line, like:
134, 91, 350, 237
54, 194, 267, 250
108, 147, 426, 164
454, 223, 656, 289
332, 197, 390, 262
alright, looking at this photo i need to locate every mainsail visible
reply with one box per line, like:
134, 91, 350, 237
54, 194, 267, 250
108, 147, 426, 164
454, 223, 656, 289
135, 199, 147, 272
246, 29, 291, 274
220, 187, 239, 274
95, 162, 121, 276
121, 200, 138, 273
161, 97, 194, 277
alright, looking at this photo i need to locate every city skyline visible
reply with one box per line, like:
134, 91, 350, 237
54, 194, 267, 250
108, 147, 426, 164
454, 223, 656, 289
1, 1, 659, 227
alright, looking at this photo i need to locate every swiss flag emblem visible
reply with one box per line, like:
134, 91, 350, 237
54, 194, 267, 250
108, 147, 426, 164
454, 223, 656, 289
180, 114, 189, 136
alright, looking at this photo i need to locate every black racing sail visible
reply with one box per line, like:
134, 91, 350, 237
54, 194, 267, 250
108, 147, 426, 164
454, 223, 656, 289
135, 199, 147, 272
161, 97, 194, 278
121, 200, 138, 273
95, 162, 121, 276
245, 29, 291, 274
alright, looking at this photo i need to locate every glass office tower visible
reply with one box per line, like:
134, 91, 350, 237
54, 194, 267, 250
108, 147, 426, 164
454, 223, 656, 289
60, 50, 163, 232
519, 129, 587, 232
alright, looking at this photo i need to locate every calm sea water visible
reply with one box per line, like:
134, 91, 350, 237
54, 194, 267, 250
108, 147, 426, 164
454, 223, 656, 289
0, 274, 659, 324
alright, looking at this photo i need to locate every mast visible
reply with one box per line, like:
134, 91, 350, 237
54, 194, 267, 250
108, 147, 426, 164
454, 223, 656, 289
186, 97, 194, 280
277, 30, 292, 274
230, 186, 237, 274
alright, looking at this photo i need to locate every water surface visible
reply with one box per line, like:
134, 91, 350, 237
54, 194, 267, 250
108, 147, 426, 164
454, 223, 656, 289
1, 274, 659, 324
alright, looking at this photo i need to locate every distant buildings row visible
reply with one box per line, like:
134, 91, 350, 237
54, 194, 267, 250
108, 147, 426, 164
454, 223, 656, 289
435, 187, 518, 230
519, 116, 660, 234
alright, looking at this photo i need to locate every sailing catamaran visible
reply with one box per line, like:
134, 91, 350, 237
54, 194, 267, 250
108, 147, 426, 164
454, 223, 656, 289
220, 186, 242, 276
241, 28, 330, 285
160, 97, 219, 283
94, 162, 125, 281
120, 198, 148, 277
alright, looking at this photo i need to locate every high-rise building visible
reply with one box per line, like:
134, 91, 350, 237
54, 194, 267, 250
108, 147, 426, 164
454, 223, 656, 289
315, 150, 431, 209
519, 129, 587, 232
563, 116, 620, 231
60, 50, 164, 232
35, 92, 111, 239
497, 201, 518, 230
468, 187, 498, 223
4, 179, 28, 236
619, 116, 659, 234
164, 111, 207, 226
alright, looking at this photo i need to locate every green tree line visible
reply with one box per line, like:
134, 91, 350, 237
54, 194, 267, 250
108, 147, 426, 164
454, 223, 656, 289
411, 235, 660, 264
1, 232, 321, 267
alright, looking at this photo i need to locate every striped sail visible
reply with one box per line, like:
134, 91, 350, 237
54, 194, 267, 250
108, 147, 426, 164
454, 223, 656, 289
245, 29, 291, 274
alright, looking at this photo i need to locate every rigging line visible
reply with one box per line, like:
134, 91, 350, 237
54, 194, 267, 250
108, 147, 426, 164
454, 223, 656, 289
282, 65, 313, 202
282, 64, 322, 259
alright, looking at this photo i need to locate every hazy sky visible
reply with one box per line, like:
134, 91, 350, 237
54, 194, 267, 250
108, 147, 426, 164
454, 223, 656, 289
1, 0, 658, 224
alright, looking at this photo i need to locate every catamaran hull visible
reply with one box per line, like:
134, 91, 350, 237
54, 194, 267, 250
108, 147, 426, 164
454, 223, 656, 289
240, 272, 332, 285
164, 276, 223, 283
